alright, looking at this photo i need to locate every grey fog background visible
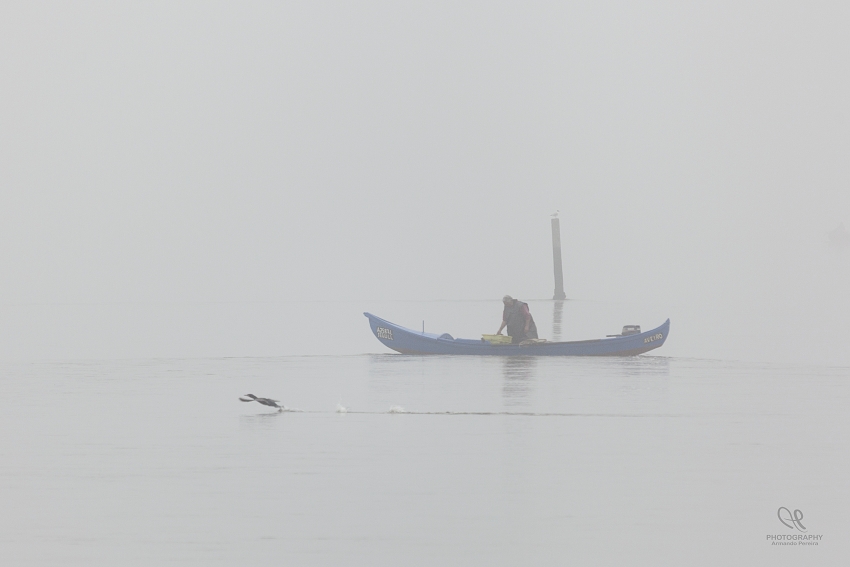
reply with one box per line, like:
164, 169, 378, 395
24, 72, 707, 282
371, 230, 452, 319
1, 1, 848, 364
3, 4, 850, 566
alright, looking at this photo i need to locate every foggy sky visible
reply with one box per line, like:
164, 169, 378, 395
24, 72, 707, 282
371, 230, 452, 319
1, 2, 848, 363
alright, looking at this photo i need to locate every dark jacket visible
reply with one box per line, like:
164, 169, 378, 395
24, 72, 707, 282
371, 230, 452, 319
503, 300, 538, 343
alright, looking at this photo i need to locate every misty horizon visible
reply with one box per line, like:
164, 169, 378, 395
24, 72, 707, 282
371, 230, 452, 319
1, 2, 848, 363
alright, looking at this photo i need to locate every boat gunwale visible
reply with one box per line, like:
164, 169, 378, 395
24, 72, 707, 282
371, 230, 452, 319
364, 312, 670, 354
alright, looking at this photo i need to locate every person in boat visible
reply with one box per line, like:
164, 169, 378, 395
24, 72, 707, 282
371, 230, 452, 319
497, 295, 538, 344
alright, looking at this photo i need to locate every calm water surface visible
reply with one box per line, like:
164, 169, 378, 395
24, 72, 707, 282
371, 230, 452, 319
1, 354, 848, 565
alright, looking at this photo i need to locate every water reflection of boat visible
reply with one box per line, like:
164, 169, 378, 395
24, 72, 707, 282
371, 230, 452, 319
502, 357, 536, 405
364, 312, 670, 356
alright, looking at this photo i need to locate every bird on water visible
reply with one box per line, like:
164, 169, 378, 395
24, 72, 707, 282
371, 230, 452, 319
239, 394, 284, 410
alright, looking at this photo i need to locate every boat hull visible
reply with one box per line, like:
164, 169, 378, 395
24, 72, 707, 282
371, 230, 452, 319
364, 312, 670, 356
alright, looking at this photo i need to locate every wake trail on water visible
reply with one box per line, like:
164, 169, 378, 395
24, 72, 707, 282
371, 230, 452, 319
296, 408, 679, 418
247, 402, 677, 418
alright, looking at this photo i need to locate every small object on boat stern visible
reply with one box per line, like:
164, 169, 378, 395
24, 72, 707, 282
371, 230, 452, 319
607, 325, 642, 338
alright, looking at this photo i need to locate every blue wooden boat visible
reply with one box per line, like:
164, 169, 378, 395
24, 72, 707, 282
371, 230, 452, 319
364, 312, 670, 356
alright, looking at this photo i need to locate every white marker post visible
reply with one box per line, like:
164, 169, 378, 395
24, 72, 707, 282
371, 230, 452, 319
551, 214, 566, 300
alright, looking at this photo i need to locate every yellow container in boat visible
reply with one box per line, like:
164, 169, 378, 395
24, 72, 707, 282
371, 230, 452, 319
482, 334, 513, 345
